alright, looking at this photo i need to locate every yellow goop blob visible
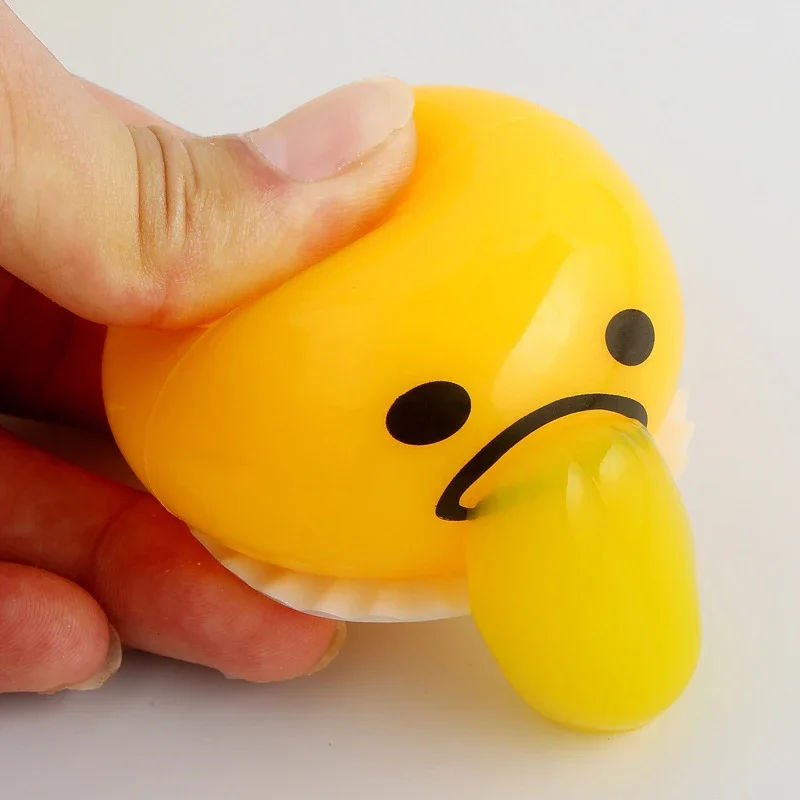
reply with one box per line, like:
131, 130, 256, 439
467, 414, 701, 733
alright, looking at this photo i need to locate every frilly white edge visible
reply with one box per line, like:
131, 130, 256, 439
191, 389, 695, 624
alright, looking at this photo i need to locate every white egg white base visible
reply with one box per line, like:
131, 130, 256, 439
190, 390, 694, 624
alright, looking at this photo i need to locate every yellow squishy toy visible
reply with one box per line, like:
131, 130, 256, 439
103, 86, 701, 733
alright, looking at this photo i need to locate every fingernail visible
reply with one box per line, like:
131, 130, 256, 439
247, 77, 414, 182
66, 625, 123, 691
306, 621, 347, 676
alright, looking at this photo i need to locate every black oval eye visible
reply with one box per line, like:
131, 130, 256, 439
605, 309, 655, 366
386, 381, 472, 446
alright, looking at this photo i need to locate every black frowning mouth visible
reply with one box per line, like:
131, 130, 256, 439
435, 393, 648, 522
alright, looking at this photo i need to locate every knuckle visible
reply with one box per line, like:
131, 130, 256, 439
81, 492, 153, 591
129, 125, 201, 322
128, 129, 262, 326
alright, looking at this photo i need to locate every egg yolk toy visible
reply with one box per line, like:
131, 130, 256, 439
102, 86, 701, 733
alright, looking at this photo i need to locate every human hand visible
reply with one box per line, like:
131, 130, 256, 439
0, 3, 416, 693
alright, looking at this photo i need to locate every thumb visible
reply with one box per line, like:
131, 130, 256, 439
0, 4, 416, 328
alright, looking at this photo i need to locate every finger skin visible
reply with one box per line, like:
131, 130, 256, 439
0, 77, 190, 431
0, 562, 112, 693
77, 79, 189, 135
0, 427, 340, 681
90, 499, 342, 682
0, 70, 345, 681
0, 3, 416, 328
0, 271, 107, 430
0, 70, 413, 429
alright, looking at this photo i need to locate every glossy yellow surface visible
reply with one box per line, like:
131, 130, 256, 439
103, 85, 700, 731
468, 413, 700, 732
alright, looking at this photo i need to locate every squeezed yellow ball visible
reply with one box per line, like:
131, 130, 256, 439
468, 414, 700, 732
103, 86, 700, 732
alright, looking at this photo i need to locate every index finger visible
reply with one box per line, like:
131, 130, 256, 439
0, 427, 344, 681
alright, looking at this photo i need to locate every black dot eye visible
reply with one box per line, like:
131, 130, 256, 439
605, 309, 655, 366
386, 381, 472, 446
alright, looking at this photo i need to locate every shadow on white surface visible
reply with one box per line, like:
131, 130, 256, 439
0, 415, 755, 799
0, 332, 791, 799
3, 0, 800, 795
0, 612, 716, 800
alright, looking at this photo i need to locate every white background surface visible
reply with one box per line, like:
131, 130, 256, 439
2, 1, 799, 797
